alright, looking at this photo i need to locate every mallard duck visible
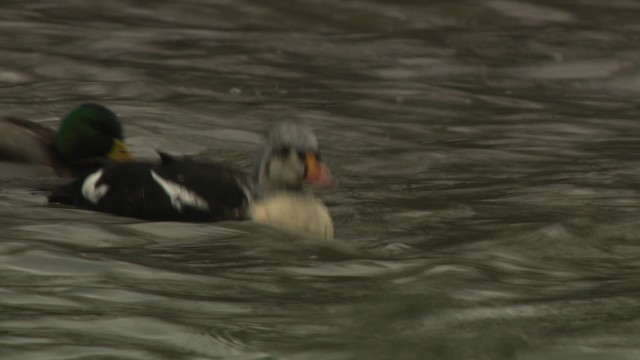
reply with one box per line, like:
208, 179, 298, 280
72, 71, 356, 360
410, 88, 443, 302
48, 121, 334, 240
0, 103, 134, 177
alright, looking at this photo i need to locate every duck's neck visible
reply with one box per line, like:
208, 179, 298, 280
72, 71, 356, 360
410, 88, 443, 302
256, 179, 312, 199
255, 167, 303, 197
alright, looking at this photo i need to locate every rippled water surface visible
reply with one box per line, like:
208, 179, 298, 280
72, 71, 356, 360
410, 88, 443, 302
2, 1, 640, 359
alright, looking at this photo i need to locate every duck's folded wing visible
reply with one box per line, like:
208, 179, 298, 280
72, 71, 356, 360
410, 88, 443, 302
153, 161, 253, 220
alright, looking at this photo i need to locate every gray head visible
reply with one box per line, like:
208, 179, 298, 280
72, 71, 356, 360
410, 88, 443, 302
256, 120, 330, 192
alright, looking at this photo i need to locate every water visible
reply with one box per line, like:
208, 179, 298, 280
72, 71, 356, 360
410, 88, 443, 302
1, 0, 640, 359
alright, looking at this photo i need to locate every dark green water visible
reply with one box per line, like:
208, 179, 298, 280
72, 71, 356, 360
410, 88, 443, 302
1, 1, 640, 359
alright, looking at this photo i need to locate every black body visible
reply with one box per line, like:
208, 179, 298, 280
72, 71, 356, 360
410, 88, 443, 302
49, 154, 252, 222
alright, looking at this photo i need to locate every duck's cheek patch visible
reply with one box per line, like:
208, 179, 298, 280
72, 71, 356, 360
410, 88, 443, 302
81, 169, 110, 204
150, 171, 210, 212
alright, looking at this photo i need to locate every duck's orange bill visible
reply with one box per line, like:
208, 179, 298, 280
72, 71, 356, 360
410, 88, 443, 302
108, 139, 135, 162
304, 152, 332, 187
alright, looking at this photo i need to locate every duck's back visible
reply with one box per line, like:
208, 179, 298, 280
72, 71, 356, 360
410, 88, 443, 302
0, 117, 55, 165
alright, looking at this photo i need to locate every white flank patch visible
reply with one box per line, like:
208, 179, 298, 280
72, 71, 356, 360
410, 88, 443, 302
150, 170, 209, 212
81, 169, 110, 204
237, 178, 253, 207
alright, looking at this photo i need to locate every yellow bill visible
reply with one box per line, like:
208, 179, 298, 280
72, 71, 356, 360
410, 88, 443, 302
108, 139, 135, 162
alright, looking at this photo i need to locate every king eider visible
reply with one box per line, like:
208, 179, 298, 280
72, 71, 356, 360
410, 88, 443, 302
48, 121, 334, 240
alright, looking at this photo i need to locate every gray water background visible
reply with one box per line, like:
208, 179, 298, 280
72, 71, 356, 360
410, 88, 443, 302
1, 1, 640, 359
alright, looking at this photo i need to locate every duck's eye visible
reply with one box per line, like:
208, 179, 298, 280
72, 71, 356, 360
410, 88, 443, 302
278, 146, 291, 158
92, 123, 106, 133
296, 150, 305, 160
92, 122, 113, 136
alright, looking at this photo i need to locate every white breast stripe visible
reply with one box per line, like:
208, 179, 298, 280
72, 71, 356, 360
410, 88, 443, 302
150, 170, 210, 212
81, 169, 109, 204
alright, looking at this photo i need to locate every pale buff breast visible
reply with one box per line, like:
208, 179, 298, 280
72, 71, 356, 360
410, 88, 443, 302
249, 193, 334, 241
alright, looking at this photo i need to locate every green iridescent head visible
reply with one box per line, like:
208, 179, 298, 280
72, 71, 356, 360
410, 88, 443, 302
54, 103, 133, 164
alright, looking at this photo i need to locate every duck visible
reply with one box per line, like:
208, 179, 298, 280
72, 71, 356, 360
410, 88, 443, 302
48, 120, 334, 240
0, 103, 134, 177
250, 120, 334, 240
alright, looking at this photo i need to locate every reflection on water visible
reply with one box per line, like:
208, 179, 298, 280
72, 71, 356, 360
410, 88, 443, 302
2, 0, 640, 359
